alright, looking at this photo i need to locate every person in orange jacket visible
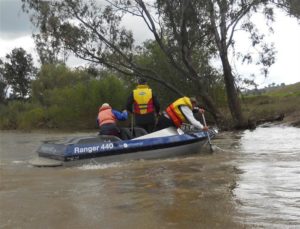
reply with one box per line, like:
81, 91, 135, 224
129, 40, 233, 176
155, 96, 208, 131
97, 103, 128, 137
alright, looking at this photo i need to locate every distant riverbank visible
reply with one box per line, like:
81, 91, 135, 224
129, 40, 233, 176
278, 111, 300, 127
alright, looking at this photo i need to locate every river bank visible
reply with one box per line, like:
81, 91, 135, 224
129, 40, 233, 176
280, 110, 300, 127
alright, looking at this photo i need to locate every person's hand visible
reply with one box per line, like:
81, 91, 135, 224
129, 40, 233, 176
198, 108, 205, 114
202, 125, 209, 131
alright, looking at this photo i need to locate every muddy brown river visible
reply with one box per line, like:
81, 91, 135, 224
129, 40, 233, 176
1, 126, 300, 228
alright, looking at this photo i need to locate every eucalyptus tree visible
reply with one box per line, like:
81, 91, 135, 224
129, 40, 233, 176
22, 0, 226, 125
128, 0, 225, 123
22, 0, 183, 96
108, 0, 224, 120
273, 0, 300, 17
132, 0, 294, 127
110, 0, 274, 127
204, 0, 300, 126
289, 0, 300, 17
22, 0, 299, 127
1, 48, 36, 99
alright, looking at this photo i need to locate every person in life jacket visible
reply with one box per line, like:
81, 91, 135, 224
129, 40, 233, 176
126, 78, 160, 133
97, 103, 128, 137
155, 96, 208, 131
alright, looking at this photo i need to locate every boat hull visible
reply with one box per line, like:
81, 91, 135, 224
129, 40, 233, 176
29, 128, 217, 167
31, 139, 206, 167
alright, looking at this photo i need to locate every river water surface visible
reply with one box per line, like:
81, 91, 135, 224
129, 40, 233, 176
1, 126, 300, 228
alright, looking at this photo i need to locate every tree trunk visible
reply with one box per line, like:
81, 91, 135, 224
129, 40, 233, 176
220, 54, 246, 128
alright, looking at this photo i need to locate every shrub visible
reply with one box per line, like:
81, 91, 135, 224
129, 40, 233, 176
18, 107, 46, 129
0, 65, 131, 130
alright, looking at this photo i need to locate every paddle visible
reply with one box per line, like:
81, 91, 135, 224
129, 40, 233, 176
201, 113, 214, 153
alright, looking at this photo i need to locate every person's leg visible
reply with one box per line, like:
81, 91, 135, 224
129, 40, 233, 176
145, 122, 155, 133
155, 115, 174, 131
135, 113, 156, 133
99, 124, 120, 137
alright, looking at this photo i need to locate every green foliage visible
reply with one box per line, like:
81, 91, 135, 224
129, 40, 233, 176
0, 101, 37, 129
275, 0, 300, 18
134, 40, 185, 105
210, 82, 227, 107
0, 59, 8, 103
135, 40, 226, 107
43, 77, 129, 129
0, 64, 131, 130
22, 0, 225, 120
0, 81, 8, 104
2, 48, 36, 98
22, 0, 134, 71
18, 107, 47, 129
22, 0, 300, 127
31, 64, 91, 105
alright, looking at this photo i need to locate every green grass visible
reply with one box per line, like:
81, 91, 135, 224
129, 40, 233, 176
242, 82, 300, 120
265, 82, 300, 97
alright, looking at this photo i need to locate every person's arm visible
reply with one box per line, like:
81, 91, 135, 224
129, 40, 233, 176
180, 106, 204, 129
112, 109, 128, 121
126, 93, 134, 113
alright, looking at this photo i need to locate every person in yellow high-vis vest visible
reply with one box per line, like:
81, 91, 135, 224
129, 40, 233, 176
126, 78, 160, 133
155, 97, 208, 131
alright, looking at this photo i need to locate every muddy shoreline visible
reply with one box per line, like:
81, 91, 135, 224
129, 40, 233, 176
280, 111, 300, 127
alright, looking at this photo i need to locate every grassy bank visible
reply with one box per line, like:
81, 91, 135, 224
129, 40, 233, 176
242, 82, 300, 127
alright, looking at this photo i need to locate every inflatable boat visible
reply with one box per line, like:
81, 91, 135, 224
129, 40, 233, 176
29, 127, 217, 167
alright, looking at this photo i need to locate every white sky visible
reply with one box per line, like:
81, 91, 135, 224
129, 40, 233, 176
231, 10, 300, 87
0, 0, 299, 88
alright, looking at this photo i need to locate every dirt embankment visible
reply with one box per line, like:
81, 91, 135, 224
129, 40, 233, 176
250, 111, 300, 129
279, 111, 300, 127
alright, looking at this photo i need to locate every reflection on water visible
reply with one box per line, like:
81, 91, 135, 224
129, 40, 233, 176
235, 126, 300, 228
0, 126, 300, 228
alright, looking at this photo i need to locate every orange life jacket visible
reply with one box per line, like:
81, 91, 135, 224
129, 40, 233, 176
98, 106, 116, 126
166, 97, 193, 127
133, 85, 154, 115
